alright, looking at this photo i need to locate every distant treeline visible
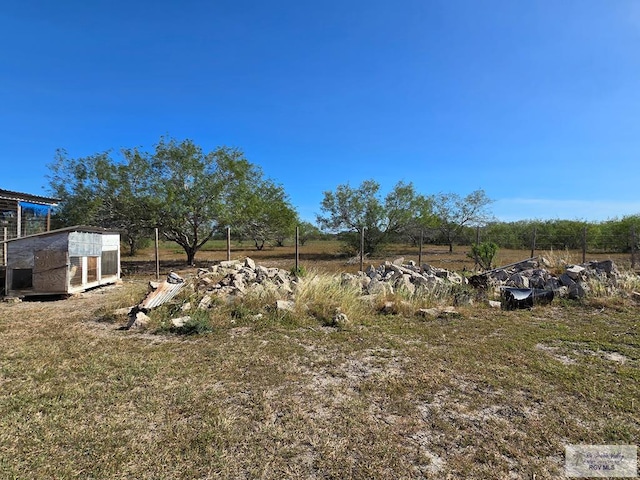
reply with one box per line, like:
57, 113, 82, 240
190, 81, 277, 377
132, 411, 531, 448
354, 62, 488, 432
439, 216, 640, 252
299, 215, 640, 254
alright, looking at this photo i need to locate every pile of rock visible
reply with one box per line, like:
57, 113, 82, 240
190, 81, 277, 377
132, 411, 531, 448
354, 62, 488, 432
341, 257, 466, 296
195, 257, 299, 298
474, 258, 620, 299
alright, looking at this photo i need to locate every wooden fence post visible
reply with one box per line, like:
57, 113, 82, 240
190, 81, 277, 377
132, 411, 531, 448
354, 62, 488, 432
226, 227, 231, 262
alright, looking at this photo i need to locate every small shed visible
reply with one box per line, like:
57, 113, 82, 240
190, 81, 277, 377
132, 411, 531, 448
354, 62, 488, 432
3, 225, 120, 297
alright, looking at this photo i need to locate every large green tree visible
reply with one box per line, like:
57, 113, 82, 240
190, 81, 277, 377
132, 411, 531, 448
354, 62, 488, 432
146, 138, 286, 264
316, 180, 431, 255
48, 137, 295, 264
48, 149, 156, 255
229, 177, 298, 250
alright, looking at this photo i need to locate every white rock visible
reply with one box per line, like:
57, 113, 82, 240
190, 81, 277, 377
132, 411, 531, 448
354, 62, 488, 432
171, 316, 191, 328
276, 299, 295, 312
131, 311, 150, 329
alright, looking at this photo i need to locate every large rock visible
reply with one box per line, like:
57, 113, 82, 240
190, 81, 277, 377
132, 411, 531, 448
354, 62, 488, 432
490, 269, 509, 282
244, 257, 256, 270
394, 274, 416, 295
171, 316, 191, 328
276, 299, 295, 312
568, 282, 587, 299
131, 311, 150, 329
559, 273, 576, 287
565, 265, 586, 280
508, 273, 530, 289
367, 277, 393, 295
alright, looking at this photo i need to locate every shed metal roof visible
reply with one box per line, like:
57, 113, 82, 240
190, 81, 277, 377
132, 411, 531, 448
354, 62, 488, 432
0, 189, 60, 206
0, 225, 121, 244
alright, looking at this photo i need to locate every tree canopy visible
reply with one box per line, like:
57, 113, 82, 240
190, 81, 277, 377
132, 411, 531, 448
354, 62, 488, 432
433, 189, 493, 252
48, 137, 298, 264
316, 180, 433, 254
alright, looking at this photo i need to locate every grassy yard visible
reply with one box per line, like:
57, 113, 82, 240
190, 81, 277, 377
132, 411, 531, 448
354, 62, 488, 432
0, 269, 638, 478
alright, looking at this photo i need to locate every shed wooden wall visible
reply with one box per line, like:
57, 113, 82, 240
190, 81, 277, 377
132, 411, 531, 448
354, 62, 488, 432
4, 230, 121, 297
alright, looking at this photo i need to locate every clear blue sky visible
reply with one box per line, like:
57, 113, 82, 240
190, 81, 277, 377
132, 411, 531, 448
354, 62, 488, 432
2, 0, 639, 223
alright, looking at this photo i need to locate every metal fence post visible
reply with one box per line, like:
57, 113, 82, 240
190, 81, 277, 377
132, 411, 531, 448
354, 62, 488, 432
155, 228, 160, 281
632, 226, 637, 270
360, 227, 366, 272
295, 226, 299, 273
530, 227, 537, 259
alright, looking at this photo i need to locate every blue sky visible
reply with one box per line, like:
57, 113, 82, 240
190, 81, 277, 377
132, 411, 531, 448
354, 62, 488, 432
2, 0, 639, 223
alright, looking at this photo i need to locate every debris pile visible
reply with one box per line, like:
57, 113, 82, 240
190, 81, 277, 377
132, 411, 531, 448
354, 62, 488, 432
195, 257, 299, 298
341, 257, 466, 296
473, 258, 620, 301
119, 255, 629, 328
123, 271, 186, 329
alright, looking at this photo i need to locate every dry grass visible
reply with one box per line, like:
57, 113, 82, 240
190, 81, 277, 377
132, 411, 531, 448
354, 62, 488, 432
1, 275, 639, 479
121, 240, 638, 279
1, 241, 638, 478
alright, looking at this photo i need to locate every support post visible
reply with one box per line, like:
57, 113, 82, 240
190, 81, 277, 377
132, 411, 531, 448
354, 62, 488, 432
16, 202, 22, 238
360, 227, 366, 273
3, 227, 7, 267
632, 226, 637, 270
154, 228, 160, 281
295, 226, 299, 274
226, 227, 231, 262
530, 227, 537, 259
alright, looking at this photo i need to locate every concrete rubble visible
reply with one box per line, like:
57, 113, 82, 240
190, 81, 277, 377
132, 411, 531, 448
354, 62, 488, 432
124, 271, 186, 329
340, 257, 466, 296
195, 258, 300, 298
119, 255, 629, 327
471, 257, 621, 302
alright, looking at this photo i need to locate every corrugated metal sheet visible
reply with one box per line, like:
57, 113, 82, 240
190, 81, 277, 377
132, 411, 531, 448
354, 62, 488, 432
140, 281, 185, 309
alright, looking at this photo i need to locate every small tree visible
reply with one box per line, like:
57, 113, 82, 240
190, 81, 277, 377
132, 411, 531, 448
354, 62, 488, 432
317, 180, 431, 255
230, 179, 298, 251
468, 241, 498, 270
433, 189, 493, 252
297, 221, 322, 246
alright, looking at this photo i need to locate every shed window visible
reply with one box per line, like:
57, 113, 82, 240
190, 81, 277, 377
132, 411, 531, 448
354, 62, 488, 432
11, 269, 32, 290
70, 257, 83, 287
101, 250, 118, 276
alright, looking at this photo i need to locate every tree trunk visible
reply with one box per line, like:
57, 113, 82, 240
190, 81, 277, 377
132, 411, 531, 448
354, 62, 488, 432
185, 247, 197, 266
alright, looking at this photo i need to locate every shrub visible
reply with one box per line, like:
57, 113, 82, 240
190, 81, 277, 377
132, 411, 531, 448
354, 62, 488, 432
174, 310, 213, 335
468, 241, 498, 270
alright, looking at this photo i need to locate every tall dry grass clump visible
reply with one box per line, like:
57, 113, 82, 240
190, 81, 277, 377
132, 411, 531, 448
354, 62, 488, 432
293, 270, 374, 326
